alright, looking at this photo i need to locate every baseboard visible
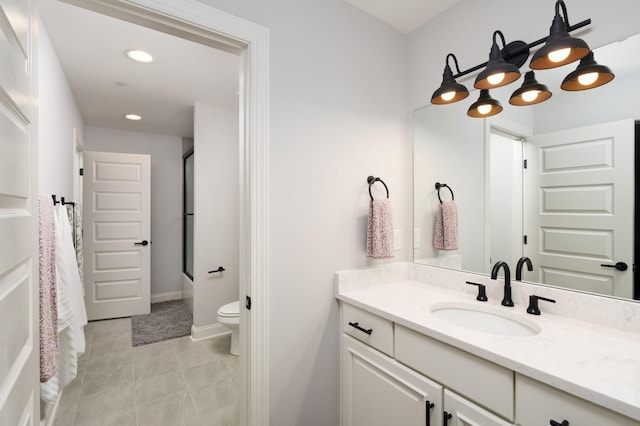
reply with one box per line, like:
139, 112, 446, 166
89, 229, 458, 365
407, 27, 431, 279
150, 291, 183, 304
191, 322, 230, 341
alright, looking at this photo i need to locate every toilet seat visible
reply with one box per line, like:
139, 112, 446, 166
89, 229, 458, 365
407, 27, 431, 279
218, 301, 240, 318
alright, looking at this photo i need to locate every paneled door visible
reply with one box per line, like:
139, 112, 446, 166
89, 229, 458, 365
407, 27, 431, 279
0, 0, 40, 423
83, 151, 151, 320
524, 119, 634, 298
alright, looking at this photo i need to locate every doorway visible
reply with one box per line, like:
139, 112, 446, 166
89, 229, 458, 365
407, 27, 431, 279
42, 1, 269, 424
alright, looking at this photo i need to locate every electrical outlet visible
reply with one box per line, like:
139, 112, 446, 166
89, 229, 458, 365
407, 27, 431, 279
393, 229, 402, 250
413, 228, 420, 249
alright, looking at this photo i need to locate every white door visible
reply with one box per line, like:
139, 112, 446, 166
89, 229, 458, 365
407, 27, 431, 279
0, 0, 39, 423
524, 119, 634, 298
83, 151, 151, 320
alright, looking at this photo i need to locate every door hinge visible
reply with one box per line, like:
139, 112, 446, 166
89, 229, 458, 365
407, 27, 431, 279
245, 295, 252, 310
523, 159, 528, 169
79, 168, 84, 176
523, 235, 528, 245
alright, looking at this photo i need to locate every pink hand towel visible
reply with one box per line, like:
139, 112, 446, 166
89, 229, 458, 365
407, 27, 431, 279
367, 199, 394, 259
433, 200, 458, 251
39, 194, 59, 383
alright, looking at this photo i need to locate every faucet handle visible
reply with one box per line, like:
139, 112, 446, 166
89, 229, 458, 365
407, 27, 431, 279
526, 295, 556, 315
465, 281, 488, 302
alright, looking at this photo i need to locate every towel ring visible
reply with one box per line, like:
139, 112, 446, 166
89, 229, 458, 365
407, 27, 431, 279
367, 176, 389, 201
435, 182, 454, 204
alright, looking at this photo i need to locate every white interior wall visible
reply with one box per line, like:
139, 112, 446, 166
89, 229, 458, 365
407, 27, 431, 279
192, 102, 239, 330
38, 25, 84, 196
195, 1, 410, 424
85, 126, 182, 300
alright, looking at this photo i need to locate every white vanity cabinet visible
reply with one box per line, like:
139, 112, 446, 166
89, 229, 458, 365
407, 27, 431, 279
515, 374, 639, 426
341, 303, 514, 426
340, 301, 639, 426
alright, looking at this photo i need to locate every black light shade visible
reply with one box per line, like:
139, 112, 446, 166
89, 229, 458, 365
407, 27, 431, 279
474, 31, 521, 90
431, 55, 469, 105
529, 0, 589, 70
509, 71, 553, 106
467, 90, 503, 118
561, 51, 615, 91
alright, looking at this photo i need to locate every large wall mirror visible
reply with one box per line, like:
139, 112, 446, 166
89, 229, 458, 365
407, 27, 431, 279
413, 33, 640, 302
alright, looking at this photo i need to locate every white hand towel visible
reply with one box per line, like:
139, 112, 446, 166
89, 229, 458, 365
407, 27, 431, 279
367, 199, 394, 259
433, 200, 458, 251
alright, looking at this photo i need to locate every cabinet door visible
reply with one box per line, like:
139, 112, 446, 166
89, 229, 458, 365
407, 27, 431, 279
443, 390, 515, 426
342, 334, 443, 426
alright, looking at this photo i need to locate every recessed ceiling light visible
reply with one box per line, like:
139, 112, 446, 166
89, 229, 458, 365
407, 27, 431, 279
126, 49, 154, 64
125, 114, 142, 121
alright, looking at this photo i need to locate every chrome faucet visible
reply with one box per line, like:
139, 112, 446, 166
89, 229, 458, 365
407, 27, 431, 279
490, 261, 514, 307
515, 256, 533, 281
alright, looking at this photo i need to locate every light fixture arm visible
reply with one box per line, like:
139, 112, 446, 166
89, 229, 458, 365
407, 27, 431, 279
556, 0, 571, 31
493, 30, 506, 49
446, 53, 463, 74
451, 18, 591, 80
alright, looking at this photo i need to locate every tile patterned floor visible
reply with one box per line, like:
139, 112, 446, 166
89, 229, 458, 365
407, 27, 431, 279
53, 317, 239, 426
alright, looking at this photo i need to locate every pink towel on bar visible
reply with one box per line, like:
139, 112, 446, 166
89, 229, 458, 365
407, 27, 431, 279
433, 200, 458, 251
366, 199, 394, 259
39, 194, 59, 383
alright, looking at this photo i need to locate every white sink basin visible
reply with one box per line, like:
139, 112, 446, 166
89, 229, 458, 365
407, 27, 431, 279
430, 302, 540, 337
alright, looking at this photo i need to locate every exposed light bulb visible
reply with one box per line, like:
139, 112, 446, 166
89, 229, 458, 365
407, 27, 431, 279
522, 90, 540, 103
487, 72, 505, 86
578, 72, 598, 86
125, 114, 142, 121
477, 104, 492, 115
548, 48, 570, 63
440, 91, 456, 102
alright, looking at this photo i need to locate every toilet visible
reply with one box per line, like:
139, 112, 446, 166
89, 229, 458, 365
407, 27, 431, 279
217, 301, 240, 355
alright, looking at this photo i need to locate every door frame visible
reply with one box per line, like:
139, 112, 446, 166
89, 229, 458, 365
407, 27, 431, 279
58, 0, 270, 424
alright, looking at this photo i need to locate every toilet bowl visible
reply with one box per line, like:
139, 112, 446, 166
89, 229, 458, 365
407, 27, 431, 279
217, 301, 239, 355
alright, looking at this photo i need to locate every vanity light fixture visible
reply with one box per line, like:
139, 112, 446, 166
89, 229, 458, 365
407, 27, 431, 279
474, 31, 522, 90
529, 0, 590, 70
430, 0, 615, 118
124, 114, 142, 121
467, 90, 502, 118
509, 71, 552, 106
126, 49, 154, 64
431, 54, 469, 105
560, 51, 615, 91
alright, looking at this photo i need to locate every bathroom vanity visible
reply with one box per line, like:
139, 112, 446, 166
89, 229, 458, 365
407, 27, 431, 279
335, 262, 640, 426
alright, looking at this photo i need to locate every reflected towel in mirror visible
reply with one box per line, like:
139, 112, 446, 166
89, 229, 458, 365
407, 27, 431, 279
433, 201, 458, 250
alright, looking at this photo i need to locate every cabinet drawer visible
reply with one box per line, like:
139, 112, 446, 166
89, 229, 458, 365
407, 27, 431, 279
516, 374, 638, 426
342, 303, 393, 356
395, 325, 514, 421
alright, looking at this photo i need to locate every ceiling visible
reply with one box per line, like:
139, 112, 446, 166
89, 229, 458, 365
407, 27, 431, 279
344, 0, 462, 33
40, 0, 240, 139
39, 0, 456, 139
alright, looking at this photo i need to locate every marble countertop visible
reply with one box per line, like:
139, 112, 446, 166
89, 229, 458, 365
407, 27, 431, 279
337, 278, 640, 422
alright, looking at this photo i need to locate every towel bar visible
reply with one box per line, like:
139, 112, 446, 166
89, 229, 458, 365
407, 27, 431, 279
367, 176, 389, 200
435, 182, 454, 203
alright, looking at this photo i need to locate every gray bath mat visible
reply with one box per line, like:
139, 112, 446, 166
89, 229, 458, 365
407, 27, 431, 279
131, 300, 192, 347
